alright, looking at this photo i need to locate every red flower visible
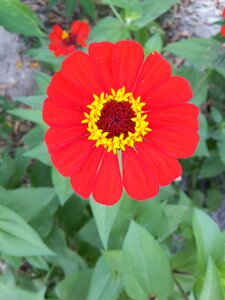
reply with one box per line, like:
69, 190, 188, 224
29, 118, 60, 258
48, 20, 90, 57
43, 41, 199, 205
223, 8, 225, 19
221, 25, 225, 36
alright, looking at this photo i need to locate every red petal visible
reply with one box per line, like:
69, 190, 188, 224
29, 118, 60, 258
52, 24, 63, 35
47, 72, 91, 110
49, 32, 62, 42
70, 147, 105, 199
62, 51, 103, 96
89, 42, 114, 93
222, 8, 225, 18
45, 125, 87, 153
221, 24, 225, 36
146, 128, 199, 158
144, 76, 193, 110
43, 98, 84, 127
133, 51, 171, 98
122, 148, 159, 200
148, 104, 199, 131
93, 152, 123, 205
72, 21, 90, 47
112, 41, 144, 91
50, 137, 95, 176
135, 142, 182, 186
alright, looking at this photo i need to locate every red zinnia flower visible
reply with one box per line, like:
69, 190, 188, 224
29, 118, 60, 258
48, 20, 90, 57
43, 40, 199, 205
222, 8, 225, 19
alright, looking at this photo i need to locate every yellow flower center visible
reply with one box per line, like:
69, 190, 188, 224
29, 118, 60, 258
81, 87, 151, 154
62, 30, 69, 40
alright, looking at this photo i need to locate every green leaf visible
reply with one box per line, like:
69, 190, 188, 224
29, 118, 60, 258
77, 218, 103, 249
192, 209, 224, 273
55, 269, 93, 300
198, 156, 225, 178
89, 17, 130, 43
8, 109, 44, 125
166, 38, 223, 68
194, 113, 209, 157
0, 186, 55, 222
217, 129, 225, 165
0, 282, 46, 300
90, 196, 121, 249
0, 0, 43, 36
80, 0, 96, 20
131, 0, 178, 29
122, 221, 173, 300
34, 71, 51, 94
26, 256, 49, 271
27, 46, 64, 67
52, 168, 74, 205
101, 0, 142, 12
199, 258, 225, 300
0, 205, 55, 256
144, 33, 163, 56
65, 0, 77, 20
24, 141, 51, 166
86, 256, 123, 300
15, 95, 45, 111
175, 66, 208, 106
46, 227, 87, 275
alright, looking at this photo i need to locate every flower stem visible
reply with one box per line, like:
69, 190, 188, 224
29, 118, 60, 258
109, 4, 124, 23
172, 272, 189, 300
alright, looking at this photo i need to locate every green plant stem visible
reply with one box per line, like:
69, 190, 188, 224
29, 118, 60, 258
172, 272, 189, 300
109, 4, 124, 23
42, 265, 54, 287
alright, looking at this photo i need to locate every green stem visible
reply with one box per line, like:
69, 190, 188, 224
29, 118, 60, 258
172, 272, 189, 300
109, 4, 124, 23
42, 265, 54, 287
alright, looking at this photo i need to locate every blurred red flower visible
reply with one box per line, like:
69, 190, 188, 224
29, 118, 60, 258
43, 41, 199, 205
221, 9, 225, 36
48, 20, 90, 56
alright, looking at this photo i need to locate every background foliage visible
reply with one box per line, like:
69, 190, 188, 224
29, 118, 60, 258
0, 0, 225, 299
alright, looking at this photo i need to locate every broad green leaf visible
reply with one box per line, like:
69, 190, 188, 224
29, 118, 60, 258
26, 256, 49, 271
194, 113, 209, 157
89, 17, 130, 43
192, 209, 224, 273
144, 33, 163, 56
0, 205, 54, 256
166, 38, 223, 68
0, 0, 43, 36
175, 66, 208, 106
55, 269, 92, 300
27, 47, 64, 67
8, 109, 44, 125
15, 95, 45, 111
34, 71, 51, 94
86, 256, 123, 300
217, 129, 225, 165
0, 186, 55, 222
90, 195, 121, 249
199, 258, 225, 300
0, 282, 45, 300
24, 142, 51, 166
46, 227, 87, 275
81, 0, 96, 20
52, 168, 74, 205
77, 218, 103, 249
131, 0, 178, 29
122, 221, 173, 300
65, 0, 77, 20
198, 156, 225, 178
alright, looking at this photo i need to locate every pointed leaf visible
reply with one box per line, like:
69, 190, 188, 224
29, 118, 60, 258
122, 221, 173, 300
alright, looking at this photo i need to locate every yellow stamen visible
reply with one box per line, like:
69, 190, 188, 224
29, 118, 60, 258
82, 87, 151, 154
62, 30, 69, 40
